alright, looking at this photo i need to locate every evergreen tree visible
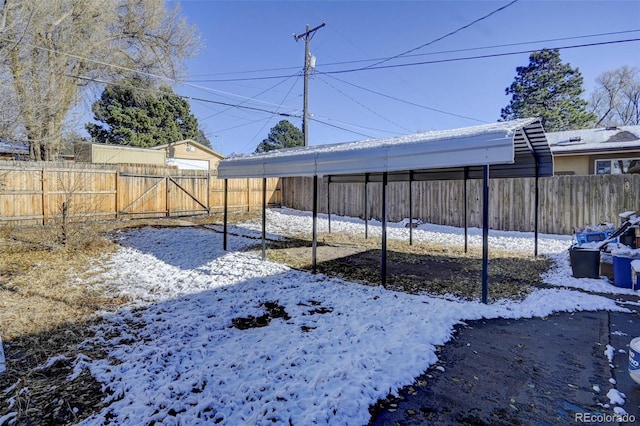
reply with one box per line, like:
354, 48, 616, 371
500, 49, 596, 131
196, 129, 213, 149
86, 80, 206, 147
255, 120, 304, 153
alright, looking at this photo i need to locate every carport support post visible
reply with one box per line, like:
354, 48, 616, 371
223, 179, 228, 251
409, 171, 413, 246
261, 177, 267, 261
381, 172, 388, 286
482, 165, 489, 304
327, 176, 331, 234
364, 173, 369, 239
464, 167, 469, 253
312, 175, 318, 274
534, 171, 540, 257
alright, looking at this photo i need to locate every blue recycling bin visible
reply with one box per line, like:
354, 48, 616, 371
613, 256, 634, 288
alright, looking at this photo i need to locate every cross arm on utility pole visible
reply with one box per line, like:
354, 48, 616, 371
293, 22, 326, 41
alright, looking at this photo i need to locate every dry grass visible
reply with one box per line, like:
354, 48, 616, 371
0, 211, 553, 424
0, 222, 125, 339
0, 221, 130, 425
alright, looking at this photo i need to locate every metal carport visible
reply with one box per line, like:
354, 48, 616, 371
217, 118, 553, 303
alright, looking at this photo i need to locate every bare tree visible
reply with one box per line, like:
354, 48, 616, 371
0, 71, 20, 140
589, 66, 640, 127
0, 0, 200, 160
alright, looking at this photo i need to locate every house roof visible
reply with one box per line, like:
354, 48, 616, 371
217, 118, 553, 181
152, 139, 225, 159
0, 139, 29, 155
546, 126, 640, 155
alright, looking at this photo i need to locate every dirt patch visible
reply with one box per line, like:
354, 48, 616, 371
258, 232, 550, 302
231, 301, 291, 330
1, 324, 110, 425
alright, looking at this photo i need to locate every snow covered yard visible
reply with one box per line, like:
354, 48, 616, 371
4, 208, 635, 425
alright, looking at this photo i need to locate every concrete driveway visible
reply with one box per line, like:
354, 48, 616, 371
370, 302, 640, 425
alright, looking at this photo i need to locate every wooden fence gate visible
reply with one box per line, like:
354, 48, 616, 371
117, 172, 210, 219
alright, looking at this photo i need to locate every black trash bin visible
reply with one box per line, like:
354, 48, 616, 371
569, 246, 600, 279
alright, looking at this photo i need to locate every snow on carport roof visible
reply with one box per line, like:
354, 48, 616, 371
217, 118, 553, 180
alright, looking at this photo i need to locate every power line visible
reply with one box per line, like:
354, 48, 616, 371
0, 34, 297, 112
203, 72, 303, 121
318, 29, 640, 70
9, 30, 636, 135
10, 28, 639, 148
67, 74, 302, 119
320, 38, 640, 75
309, 113, 407, 137
316, 75, 413, 132
3, 24, 637, 95
181, 0, 527, 81
188, 64, 301, 78
67, 75, 400, 138
324, 74, 487, 123
308, 116, 375, 139
60, 36, 640, 146
68, 73, 381, 142
183, 30, 640, 83
4, 30, 637, 97
214, 116, 284, 134
240, 72, 304, 153
362, 0, 520, 70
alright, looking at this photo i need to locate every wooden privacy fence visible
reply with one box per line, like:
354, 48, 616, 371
282, 174, 640, 235
0, 161, 281, 225
3, 160, 637, 235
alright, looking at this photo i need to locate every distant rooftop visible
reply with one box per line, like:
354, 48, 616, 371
0, 139, 29, 155
546, 126, 640, 154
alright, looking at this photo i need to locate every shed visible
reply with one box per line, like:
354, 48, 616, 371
217, 118, 553, 303
74, 143, 165, 166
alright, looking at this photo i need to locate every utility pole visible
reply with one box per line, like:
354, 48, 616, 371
294, 22, 325, 146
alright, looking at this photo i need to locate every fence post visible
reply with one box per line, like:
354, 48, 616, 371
115, 171, 119, 219
165, 176, 171, 217
41, 165, 48, 225
207, 171, 211, 216
246, 178, 251, 211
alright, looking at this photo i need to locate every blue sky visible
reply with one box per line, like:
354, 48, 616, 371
171, 0, 640, 155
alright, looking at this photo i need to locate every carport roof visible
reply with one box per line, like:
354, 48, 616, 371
217, 118, 553, 180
